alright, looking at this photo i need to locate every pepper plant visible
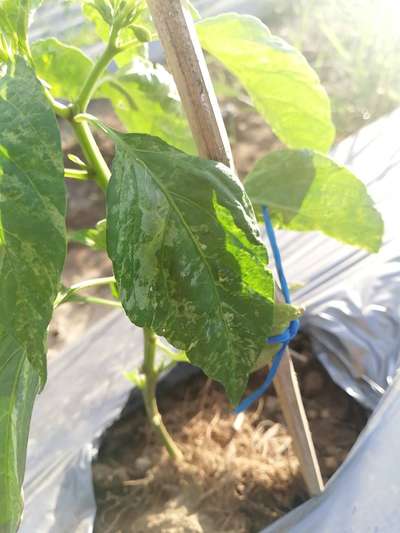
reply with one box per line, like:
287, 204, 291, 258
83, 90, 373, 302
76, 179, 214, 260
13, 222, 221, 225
0, 1, 383, 531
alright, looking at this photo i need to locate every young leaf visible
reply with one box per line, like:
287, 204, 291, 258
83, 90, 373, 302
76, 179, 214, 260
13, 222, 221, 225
105, 132, 275, 404
31, 38, 93, 101
98, 57, 194, 153
245, 149, 383, 252
0, 58, 66, 532
0, 0, 43, 53
196, 13, 335, 153
82, 0, 148, 66
69, 219, 107, 250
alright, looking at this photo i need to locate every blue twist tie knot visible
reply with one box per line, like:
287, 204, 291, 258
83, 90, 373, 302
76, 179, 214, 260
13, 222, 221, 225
267, 318, 299, 345
234, 206, 299, 414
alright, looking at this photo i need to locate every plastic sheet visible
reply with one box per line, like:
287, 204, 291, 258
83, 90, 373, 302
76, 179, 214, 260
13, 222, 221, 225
262, 369, 400, 533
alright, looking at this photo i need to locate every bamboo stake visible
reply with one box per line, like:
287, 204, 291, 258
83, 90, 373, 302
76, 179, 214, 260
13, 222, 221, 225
147, 0, 324, 496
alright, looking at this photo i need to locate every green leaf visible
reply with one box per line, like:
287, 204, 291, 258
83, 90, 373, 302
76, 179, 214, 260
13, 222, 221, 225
0, 0, 29, 49
105, 131, 275, 404
196, 13, 335, 153
68, 219, 107, 250
0, 0, 42, 54
31, 38, 93, 101
0, 336, 40, 533
0, 58, 66, 532
245, 149, 383, 252
82, 1, 148, 66
98, 57, 194, 153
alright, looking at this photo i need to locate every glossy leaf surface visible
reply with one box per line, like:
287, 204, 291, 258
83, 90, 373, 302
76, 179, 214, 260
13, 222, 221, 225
197, 14, 335, 152
245, 149, 383, 252
106, 131, 275, 403
0, 58, 66, 532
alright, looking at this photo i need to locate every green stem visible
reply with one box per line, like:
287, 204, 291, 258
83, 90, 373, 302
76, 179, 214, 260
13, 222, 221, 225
64, 168, 91, 180
142, 328, 183, 461
72, 121, 110, 191
70, 276, 115, 292
75, 29, 119, 113
67, 27, 122, 191
54, 277, 117, 308
78, 295, 122, 308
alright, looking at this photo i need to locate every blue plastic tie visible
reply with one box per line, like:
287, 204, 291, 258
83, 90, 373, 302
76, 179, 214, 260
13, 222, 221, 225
234, 205, 300, 413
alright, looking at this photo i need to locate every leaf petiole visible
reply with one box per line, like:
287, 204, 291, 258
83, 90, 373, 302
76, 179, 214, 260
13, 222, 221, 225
142, 328, 183, 460
64, 168, 92, 180
156, 341, 189, 363
71, 120, 110, 191
76, 295, 122, 308
54, 276, 117, 308
69, 276, 116, 291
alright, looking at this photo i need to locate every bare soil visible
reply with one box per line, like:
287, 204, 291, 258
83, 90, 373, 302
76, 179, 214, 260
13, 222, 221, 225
92, 334, 367, 533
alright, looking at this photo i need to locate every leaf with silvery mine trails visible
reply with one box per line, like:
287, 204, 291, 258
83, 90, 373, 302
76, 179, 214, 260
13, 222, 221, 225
0, 57, 66, 532
245, 149, 384, 253
104, 129, 275, 404
196, 13, 335, 153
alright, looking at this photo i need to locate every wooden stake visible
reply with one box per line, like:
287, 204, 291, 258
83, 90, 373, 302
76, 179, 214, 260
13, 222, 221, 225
147, 0, 324, 496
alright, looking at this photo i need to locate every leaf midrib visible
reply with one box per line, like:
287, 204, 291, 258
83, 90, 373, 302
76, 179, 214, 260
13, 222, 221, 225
126, 149, 233, 356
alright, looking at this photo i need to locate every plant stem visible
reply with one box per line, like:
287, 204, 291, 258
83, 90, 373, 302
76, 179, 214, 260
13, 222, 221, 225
70, 276, 115, 291
75, 29, 119, 113
54, 277, 117, 308
64, 168, 91, 180
78, 295, 122, 308
72, 120, 110, 191
68, 27, 122, 191
142, 328, 183, 461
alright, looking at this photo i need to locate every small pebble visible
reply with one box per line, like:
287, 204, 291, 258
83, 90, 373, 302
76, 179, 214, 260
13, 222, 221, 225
134, 456, 152, 476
